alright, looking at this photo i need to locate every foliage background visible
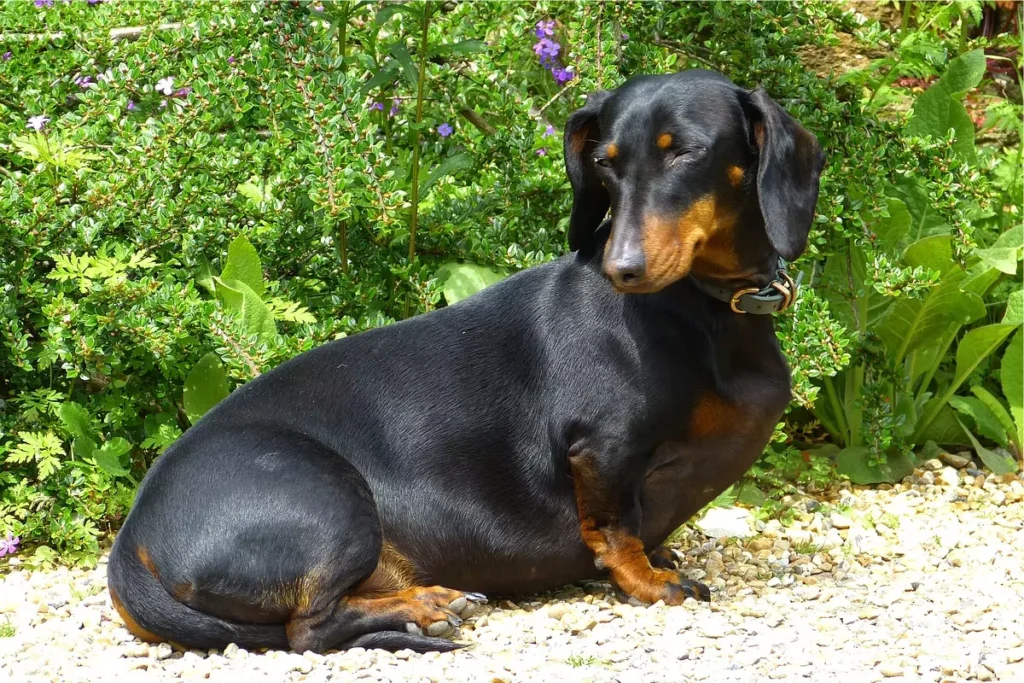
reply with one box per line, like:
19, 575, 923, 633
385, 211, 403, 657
1, 0, 1021, 566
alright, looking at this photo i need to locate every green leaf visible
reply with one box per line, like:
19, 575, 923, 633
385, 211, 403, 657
72, 436, 97, 460
906, 49, 985, 162
237, 177, 271, 206
948, 396, 1008, 447
183, 352, 230, 425
955, 324, 1017, 388
1003, 290, 1023, 326
975, 248, 1020, 274
375, 3, 421, 25
420, 153, 474, 196
1002, 329, 1023, 447
362, 59, 401, 93
196, 256, 215, 294
58, 402, 95, 442
875, 274, 975, 363
215, 278, 277, 341
937, 48, 987, 94
956, 417, 1017, 475
993, 225, 1023, 251
962, 267, 1001, 297
871, 197, 912, 248
427, 40, 487, 58
388, 43, 419, 90
970, 385, 1019, 450
903, 235, 952, 272
435, 262, 507, 305
90, 438, 131, 478
915, 401, 971, 446
836, 446, 915, 484
220, 236, 265, 298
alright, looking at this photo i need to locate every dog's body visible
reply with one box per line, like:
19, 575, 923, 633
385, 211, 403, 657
109, 70, 824, 654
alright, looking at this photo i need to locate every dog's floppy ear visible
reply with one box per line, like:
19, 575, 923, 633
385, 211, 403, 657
745, 88, 826, 261
564, 90, 613, 252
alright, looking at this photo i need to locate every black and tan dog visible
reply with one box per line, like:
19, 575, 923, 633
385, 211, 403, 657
108, 70, 824, 653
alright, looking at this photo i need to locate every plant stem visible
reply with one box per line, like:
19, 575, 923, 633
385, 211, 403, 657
337, 2, 349, 68
958, 6, 969, 55
823, 375, 850, 445
407, 1, 432, 266
901, 1, 913, 36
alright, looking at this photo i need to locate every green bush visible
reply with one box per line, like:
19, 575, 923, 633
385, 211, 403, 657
1, 0, 1020, 565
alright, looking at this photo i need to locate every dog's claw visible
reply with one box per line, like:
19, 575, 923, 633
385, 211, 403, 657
447, 614, 463, 628
464, 592, 487, 604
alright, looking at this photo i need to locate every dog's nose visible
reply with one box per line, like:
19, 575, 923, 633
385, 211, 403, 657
607, 255, 646, 288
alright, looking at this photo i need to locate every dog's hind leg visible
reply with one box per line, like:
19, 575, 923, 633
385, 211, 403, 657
285, 541, 486, 653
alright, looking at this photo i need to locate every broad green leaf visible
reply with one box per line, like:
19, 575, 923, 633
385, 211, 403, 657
58, 402, 95, 442
975, 248, 1020, 274
183, 352, 230, 424
962, 267, 1001, 297
938, 48, 986, 94
948, 396, 1008, 447
836, 446, 915, 484
90, 438, 131, 478
970, 385, 1019, 449
1002, 329, 1023, 447
220, 236, 264, 298
875, 273, 974, 363
388, 43, 419, 90
915, 401, 971, 446
215, 277, 277, 341
871, 197, 912, 248
956, 417, 1017, 475
955, 324, 1017, 388
906, 50, 985, 162
903, 235, 952, 272
1003, 290, 1023, 326
420, 153, 474, 196
72, 436, 97, 460
436, 262, 507, 305
993, 224, 1023, 251
237, 177, 271, 206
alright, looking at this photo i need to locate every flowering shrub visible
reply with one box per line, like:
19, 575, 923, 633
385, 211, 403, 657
0, 0, 1019, 564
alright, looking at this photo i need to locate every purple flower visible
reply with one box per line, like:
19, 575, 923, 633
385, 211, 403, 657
544, 124, 556, 137
34, 0, 53, 7
2, 51, 11, 61
534, 20, 555, 39
621, 32, 630, 41
533, 38, 560, 64
0, 531, 19, 557
536, 148, 547, 156
552, 66, 574, 86
227, 56, 236, 64
74, 75, 94, 89
88, 0, 105, 4
27, 115, 49, 131
437, 123, 453, 138
174, 86, 192, 97
389, 99, 400, 117
127, 100, 136, 111
370, 101, 384, 112
313, 3, 324, 11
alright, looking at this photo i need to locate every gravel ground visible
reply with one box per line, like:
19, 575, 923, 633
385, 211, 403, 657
3, 461, 1024, 683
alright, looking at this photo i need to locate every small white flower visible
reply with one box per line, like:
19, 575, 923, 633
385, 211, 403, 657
27, 115, 49, 130
155, 76, 175, 95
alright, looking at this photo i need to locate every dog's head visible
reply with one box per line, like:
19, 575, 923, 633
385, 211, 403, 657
564, 70, 825, 293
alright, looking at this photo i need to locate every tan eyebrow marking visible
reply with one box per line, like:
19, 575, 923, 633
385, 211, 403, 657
656, 133, 673, 149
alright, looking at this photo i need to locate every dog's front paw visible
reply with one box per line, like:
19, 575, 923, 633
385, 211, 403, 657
615, 570, 711, 607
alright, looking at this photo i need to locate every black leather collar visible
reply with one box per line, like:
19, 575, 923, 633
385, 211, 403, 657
691, 259, 802, 315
